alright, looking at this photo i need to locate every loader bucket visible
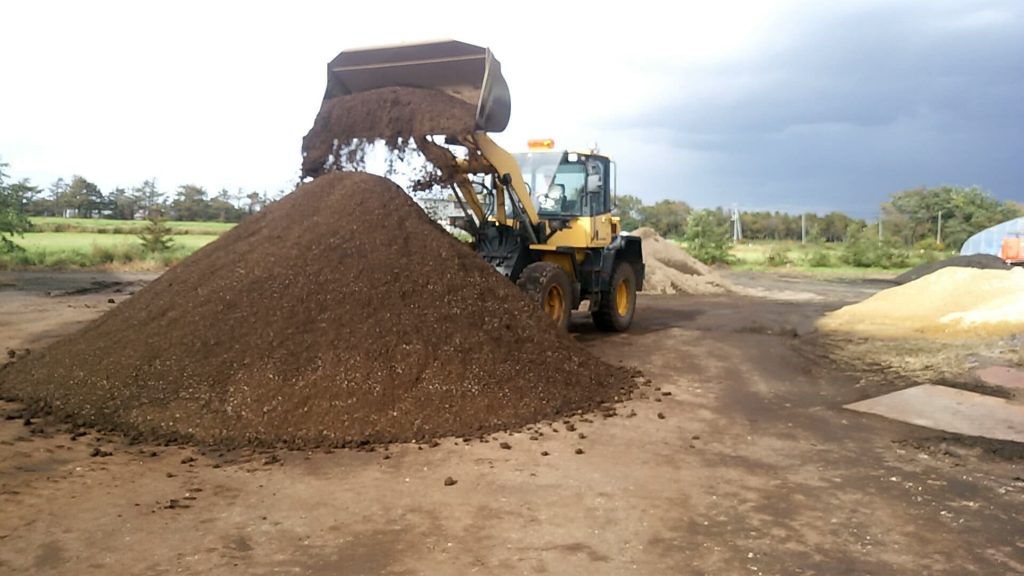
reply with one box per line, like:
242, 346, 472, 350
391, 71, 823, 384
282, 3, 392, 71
321, 39, 511, 133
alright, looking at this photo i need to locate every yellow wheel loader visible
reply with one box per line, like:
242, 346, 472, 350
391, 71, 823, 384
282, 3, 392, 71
307, 40, 644, 331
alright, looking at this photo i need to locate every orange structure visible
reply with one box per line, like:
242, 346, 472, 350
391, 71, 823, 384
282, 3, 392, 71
1001, 235, 1023, 264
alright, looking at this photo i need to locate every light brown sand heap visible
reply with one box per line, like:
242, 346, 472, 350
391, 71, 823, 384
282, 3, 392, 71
628, 228, 733, 295
818, 267, 1024, 339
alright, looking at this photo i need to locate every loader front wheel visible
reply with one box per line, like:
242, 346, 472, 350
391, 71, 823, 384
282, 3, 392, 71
517, 262, 572, 331
593, 261, 637, 332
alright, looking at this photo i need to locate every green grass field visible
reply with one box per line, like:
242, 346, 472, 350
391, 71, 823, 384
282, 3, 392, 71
1, 219, 228, 270
3, 217, 945, 276
731, 241, 881, 275
726, 240, 956, 278
29, 217, 235, 235
16, 232, 219, 251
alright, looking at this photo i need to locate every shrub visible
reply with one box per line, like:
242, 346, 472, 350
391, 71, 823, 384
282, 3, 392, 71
683, 209, 734, 265
909, 239, 950, 265
764, 246, 791, 267
154, 246, 192, 267
138, 216, 175, 253
841, 235, 910, 268
0, 248, 35, 269
912, 239, 944, 252
803, 249, 833, 267
0, 235, 25, 254
90, 244, 116, 264
41, 250, 91, 268
90, 243, 145, 264
0, 239, 198, 270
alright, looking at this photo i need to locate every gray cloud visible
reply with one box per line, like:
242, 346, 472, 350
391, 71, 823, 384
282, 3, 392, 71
608, 1, 1024, 214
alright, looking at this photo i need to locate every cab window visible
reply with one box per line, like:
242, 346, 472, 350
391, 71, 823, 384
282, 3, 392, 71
539, 164, 586, 216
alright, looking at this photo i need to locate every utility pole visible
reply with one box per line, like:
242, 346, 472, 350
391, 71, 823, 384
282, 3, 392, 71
937, 210, 943, 245
731, 205, 742, 242
878, 215, 883, 241
801, 213, 806, 244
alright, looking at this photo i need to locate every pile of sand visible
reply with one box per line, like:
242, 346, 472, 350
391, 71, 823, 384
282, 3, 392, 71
629, 228, 733, 295
818, 267, 1024, 339
0, 172, 630, 448
632, 228, 712, 276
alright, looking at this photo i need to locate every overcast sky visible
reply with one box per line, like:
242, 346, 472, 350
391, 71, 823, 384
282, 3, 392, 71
2, 0, 1021, 216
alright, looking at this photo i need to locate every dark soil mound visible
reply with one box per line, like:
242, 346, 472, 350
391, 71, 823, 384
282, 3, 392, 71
302, 87, 477, 178
0, 172, 629, 448
895, 254, 1010, 285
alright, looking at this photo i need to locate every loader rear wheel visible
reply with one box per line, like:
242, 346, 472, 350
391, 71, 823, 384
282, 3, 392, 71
593, 261, 637, 332
517, 262, 572, 331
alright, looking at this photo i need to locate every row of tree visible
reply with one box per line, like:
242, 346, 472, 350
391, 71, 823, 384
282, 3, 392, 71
7, 171, 284, 223
3, 157, 1020, 255
880, 186, 1021, 250
613, 186, 1022, 249
614, 196, 865, 242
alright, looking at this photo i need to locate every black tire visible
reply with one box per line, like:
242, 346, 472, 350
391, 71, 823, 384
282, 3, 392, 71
516, 262, 572, 330
592, 261, 637, 332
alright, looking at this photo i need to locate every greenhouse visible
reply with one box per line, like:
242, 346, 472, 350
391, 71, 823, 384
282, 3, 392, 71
960, 217, 1024, 263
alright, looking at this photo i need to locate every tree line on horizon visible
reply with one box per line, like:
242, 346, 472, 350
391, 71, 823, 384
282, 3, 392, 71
3, 157, 1021, 256
1, 166, 285, 224
614, 186, 1022, 251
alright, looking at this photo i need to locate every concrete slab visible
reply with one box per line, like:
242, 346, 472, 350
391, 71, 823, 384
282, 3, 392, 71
976, 366, 1024, 392
846, 384, 1024, 443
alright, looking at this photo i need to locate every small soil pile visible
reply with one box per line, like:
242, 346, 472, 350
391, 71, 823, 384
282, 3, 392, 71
0, 172, 629, 448
818, 267, 1024, 339
633, 227, 713, 276
629, 228, 823, 302
302, 87, 477, 178
629, 228, 732, 295
894, 254, 1010, 285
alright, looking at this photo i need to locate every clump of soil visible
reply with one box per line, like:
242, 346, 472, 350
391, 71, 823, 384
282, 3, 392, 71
819, 267, 1024, 339
0, 172, 630, 448
302, 87, 477, 178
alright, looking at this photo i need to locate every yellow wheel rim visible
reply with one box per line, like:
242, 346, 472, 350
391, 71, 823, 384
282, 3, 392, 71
544, 284, 565, 323
615, 279, 630, 317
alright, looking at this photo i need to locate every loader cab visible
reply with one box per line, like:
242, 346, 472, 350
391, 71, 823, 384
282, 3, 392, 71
513, 150, 614, 220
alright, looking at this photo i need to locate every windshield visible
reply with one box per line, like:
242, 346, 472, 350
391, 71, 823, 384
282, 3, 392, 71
513, 151, 587, 216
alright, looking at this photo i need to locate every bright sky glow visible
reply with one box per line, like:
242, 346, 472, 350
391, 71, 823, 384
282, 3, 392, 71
2, 1, 1021, 215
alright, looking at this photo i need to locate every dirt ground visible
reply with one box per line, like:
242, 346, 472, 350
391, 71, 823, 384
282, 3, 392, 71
1, 270, 1022, 575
